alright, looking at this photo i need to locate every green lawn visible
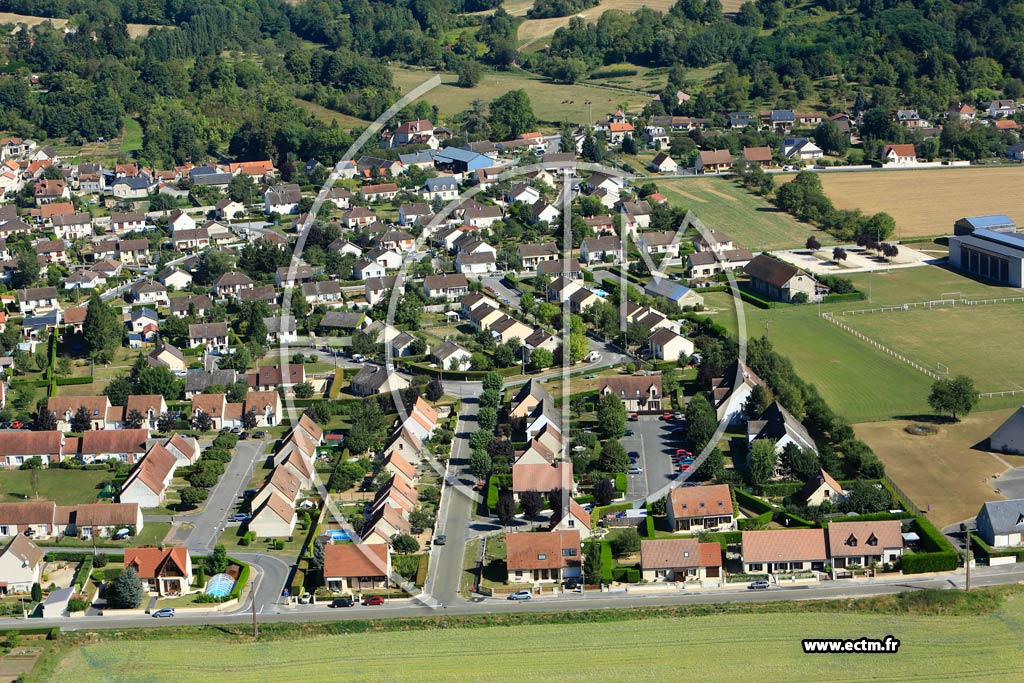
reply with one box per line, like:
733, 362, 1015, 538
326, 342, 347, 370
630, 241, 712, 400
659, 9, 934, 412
700, 264, 1024, 422
658, 178, 835, 251
120, 117, 143, 155
46, 522, 171, 549
389, 67, 651, 123
46, 591, 1024, 682
0, 469, 114, 505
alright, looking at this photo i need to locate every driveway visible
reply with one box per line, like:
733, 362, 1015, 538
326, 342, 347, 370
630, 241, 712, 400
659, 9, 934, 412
993, 467, 1024, 500
623, 415, 684, 503
480, 275, 520, 308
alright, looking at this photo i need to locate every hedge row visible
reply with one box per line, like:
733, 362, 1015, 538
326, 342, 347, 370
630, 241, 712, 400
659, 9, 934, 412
701, 531, 742, 549
590, 67, 639, 79
642, 515, 655, 539
614, 473, 627, 493
823, 291, 867, 303
737, 511, 773, 529
45, 552, 125, 563
600, 541, 613, 584
414, 554, 430, 587
970, 533, 1024, 561
900, 517, 958, 574
56, 376, 94, 386
736, 286, 781, 309
611, 567, 641, 583
735, 489, 774, 515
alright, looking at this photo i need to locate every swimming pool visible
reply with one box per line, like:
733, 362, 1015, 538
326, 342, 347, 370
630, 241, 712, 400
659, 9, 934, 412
205, 573, 236, 597
326, 530, 351, 542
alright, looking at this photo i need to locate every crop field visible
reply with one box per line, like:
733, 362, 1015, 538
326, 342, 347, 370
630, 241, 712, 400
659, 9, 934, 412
841, 302, 1024, 394
659, 178, 834, 251
390, 67, 650, 123
813, 167, 1024, 238
856, 408, 1024, 528
48, 595, 1024, 682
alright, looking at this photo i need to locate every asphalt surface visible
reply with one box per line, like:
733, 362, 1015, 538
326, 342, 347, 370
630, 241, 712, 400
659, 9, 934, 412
36, 562, 1024, 631
625, 415, 685, 503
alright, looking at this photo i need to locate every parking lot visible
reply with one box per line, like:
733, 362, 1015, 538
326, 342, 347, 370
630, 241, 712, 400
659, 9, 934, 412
623, 414, 688, 503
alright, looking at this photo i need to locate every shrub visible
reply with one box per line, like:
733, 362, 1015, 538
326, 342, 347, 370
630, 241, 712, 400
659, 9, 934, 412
106, 567, 145, 608
600, 541, 613, 584
93, 554, 108, 568
67, 597, 90, 612
614, 472, 627, 493
274, 539, 285, 551
193, 593, 225, 603
611, 567, 641, 583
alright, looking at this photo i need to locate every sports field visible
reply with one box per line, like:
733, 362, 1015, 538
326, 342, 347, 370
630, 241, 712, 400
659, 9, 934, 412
700, 265, 1021, 423
659, 178, 834, 251
389, 67, 650, 123
814, 167, 1024, 238
47, 594, 1024, 682
856, 408, 1024, 528
841, 302, 1024, 394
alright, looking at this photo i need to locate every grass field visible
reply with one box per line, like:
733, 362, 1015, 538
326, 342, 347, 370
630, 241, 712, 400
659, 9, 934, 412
856, 408, 1024, 528
389, 67, 650, 123
0, 12, 165, 37
46, 592, 1024, 682
700, 264, 1022, 423
0, 469, 113, 506
842, 302, 1024, 393
659, 177, 834, 251
292, 98, 371, 129
813, 167, 1024, 238
119, 118, 143, 156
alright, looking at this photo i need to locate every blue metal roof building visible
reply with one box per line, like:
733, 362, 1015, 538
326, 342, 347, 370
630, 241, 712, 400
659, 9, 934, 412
434, 147, 491, 173
948, 228, 1024, 286
954, 214, 1016, 235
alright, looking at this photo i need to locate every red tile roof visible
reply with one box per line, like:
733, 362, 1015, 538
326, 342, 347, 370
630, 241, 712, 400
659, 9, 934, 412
506, 530, 581, 571
742, 529, 827, 563
669, 484, 734, 519
323, 543, 389, 578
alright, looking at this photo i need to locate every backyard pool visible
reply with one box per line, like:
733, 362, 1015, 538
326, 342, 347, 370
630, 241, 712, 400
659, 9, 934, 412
326, 530, 351, 542
205, 573, 236, 597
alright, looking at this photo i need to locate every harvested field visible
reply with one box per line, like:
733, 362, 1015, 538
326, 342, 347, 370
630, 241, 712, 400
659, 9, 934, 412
0, 12, 166, 37
814, 167, 1024, 238
516, 0, 678, 48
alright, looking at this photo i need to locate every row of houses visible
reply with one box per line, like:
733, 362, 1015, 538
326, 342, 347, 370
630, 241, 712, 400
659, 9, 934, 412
247, 414, 324, 538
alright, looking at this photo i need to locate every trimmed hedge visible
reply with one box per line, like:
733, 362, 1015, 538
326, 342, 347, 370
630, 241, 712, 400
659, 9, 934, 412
736, 286, 780, 309
486, 478, 500, 511
642, 515, 655, 539
611, 567, 641, 583
415, 554, 430, 587
970, 533, 1024, 561
45, 551, 125, 563
614, 473, 627, 493
737, 511, 773, 529
823, 291, 867, 304
735, 489, 774, 514
600, 541, 613, 584
56, 376, 94, 386
702, 531, 742, 549
900, 517, 958, 574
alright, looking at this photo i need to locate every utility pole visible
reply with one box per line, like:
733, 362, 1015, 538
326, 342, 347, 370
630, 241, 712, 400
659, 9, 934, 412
960, 523, 971, 591
252, 588, 259, 639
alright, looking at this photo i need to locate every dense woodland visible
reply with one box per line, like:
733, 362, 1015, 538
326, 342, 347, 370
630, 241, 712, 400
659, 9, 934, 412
0, 0, 1022, 166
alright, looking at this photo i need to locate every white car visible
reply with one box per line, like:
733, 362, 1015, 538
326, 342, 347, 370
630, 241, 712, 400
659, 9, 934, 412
628, 466, 644, 474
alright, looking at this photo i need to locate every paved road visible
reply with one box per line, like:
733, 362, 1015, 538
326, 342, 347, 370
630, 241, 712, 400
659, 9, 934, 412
33, 563, 1024, 631
170, 438, 270, 555
480, 275, 521, 308
423, 397, 480, 604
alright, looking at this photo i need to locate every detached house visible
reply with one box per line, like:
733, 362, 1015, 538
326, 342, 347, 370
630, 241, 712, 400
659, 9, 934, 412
747, 401, 819, 457
641, 538, 723, 584
505, 530, 582, 584
883, 144, 917, 165
976, 498, 1024, 548
188, 322, 229, 352
826, 521, 904, 569
264, 184, 301, 214
666, 484, 735, 532
423, 273, 469, 301
518, 243, 559, 271
696, 150, 732, 174
124, 547, 192, 596
741, 528, 828, 574
744, 254, 822, 303
323, 544, 391, 594
598, 374, 663, 413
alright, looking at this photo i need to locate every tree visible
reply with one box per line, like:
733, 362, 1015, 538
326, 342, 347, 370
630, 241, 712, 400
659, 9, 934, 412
30, 582, 42, 603
456, 60, 484, 88
597, 439, 629, 473
408, 509, 435, 531
123, 409, 144, 430
179, 486, 208, 508
32, 407, 57, 431
70, 406, 92, 433
470, 449, 493, 480
528, 347, 553, 371
568, 332, 588, 364
347, 400, 388, 453
228, 173, 256, 203
489, 89, 536, 141
425, 379, 444, 401
520, 490, 544, 518
482, 372, 504, 393
832, 247, 847, 262
82, 292, 122, 362
293, 381, 314, 399
928, 375, 978, 420
496, 490, 516, 525
584, 541, 603, 584
805, 236, 821, 251
242, 409, 259, 431
477, 405, 498, 432
741, 384, 773, 420
156, 411, 178, 433
695, 447, 725, 480
594, 478, 616, 506
610, 528, 641, 557
392, 534, 420, 553
748, 439, 778, 486
780, 443, 820, 482
595, 393, 626, 440
107, 566, 145, 609
813, 120, 849, 155
840, 479, 892, 514
206, 545, 229, 575
685, 394, 717, 452
192, 411, 213, 432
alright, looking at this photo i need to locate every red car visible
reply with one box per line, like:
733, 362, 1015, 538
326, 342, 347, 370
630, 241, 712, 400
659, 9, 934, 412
9, 421, 22, 429
674, 448, 692, 457
628, 413, 639, 422
661, 412, 672, 420
677, 464, 692, 472
362, 596, 385, 606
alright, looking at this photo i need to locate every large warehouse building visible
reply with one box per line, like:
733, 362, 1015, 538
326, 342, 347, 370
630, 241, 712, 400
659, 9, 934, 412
947, 229, 1024, 287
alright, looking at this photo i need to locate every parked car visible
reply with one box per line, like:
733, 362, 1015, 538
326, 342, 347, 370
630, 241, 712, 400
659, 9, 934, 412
748, 580, 770, 590
329, 597, 354, 608
363, 595, 385, 606
628, 413, 639, 422
563, 577, 582, 590
675, 449, 692, 457
298, 592, 313, 604
9, 421, 21, 429
239, 432, 249, 440
627, 466, 644, 474
230, 513, 251, 522
507, 590, 532, 601
624, 429, 634, 437
673, 412, 684, 420
434, 534, 446, 546
252, 431, 266, 439
661, 412, 672, 420
152, 608, 175, 618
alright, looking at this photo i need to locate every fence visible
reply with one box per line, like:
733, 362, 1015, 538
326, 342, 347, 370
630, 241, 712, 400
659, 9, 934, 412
821, 313, 943, 380
979, 389, 1024, 399
881, 473, 922, 517
840, 295, 1024, 317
